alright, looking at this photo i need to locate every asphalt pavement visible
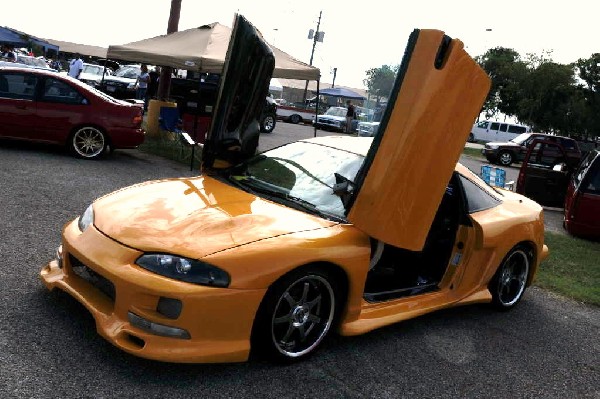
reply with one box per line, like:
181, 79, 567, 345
0, 130, 597, 398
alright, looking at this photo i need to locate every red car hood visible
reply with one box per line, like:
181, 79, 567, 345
92, 175, 337, 259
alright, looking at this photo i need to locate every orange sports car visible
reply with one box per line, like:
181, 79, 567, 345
40, 15, 548, 363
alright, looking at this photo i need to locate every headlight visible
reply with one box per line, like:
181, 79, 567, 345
136, 254, 230, 287
127, 82, 136, 89
78, 204, 94, 232
487, 144, 499, 150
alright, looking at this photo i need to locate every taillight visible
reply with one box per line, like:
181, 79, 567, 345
132, 111, 143, 126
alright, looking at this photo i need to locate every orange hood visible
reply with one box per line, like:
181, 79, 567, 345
92, 176, 337, 259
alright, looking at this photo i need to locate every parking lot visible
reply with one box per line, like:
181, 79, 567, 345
0, 127, 598, 398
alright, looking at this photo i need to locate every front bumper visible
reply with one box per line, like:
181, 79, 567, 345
40, 220, 266, 363
482, 148, 499, 159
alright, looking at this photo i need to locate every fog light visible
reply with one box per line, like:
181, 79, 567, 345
128, 312, 190, 339
157, 297, 182, 319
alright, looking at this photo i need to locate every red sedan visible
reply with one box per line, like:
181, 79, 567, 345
0, 65, 144, 159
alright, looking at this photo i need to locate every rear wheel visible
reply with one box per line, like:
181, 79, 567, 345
289, 114, 301, 124
468, 133, 475, 142
70, 126, 106, 159
490, 246, 531, 310
252, 267, 339, 361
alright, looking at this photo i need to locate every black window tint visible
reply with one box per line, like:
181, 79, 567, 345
41, 78, 85, 104
559, 138, 576, 150
508, 125, 527, 134
583, 163, 600, 194
0, 72, 37, 100
499, 124, 508, 132
573, 152, 599, 189
490, 122, 500, 130
459, 175, 501, 213
528, 142, 565, 167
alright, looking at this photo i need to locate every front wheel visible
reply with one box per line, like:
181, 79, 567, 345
498, 150, 513, 166
490, 246, 531, 310
70, 126, 106, 159
252, 267, 339, 361
260, 114, 276, 133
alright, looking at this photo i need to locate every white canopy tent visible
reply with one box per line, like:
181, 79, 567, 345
107, 23, 320, 80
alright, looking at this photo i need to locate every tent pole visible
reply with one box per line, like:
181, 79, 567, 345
190, 71, 202, 171
314, 79, 320, 138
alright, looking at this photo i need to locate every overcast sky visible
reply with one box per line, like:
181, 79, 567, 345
3, 0, 598, 88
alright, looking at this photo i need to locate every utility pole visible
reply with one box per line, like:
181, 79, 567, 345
332, 67, 337, 88
157, 0, 181, 100
303, 10, 322, 102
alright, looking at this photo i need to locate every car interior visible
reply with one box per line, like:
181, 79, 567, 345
364, 173, 463, 302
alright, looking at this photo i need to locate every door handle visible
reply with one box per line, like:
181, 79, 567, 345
16, 104, 27, 110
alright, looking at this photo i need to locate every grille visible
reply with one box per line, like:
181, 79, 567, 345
69, 254, 116, 301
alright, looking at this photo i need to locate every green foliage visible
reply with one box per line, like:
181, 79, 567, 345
536, 232, 600, 305
363, 65, 398, 103
476, 47, 600, 139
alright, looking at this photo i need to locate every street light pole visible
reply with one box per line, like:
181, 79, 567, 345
303, 10, 322, 102
332, 67, 337, 88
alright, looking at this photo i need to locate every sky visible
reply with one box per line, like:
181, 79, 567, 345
2, 0, 599, 89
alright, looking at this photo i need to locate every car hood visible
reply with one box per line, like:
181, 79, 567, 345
92, 175, 337, 259
79, 72, 102, 81
318, 115, 345, 121
486, 141, 520, 148
103, 76, 135, 84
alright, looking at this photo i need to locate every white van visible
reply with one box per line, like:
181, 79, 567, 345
469, 120, 530, 143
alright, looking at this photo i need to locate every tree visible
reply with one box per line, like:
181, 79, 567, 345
363, 65, 397, 104
575, 53, 600, 138
476, 47, 526, 119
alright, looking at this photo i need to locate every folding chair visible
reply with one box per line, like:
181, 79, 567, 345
158, 107, 198, 170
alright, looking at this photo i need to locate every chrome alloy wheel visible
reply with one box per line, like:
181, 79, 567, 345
271, 275, 335, 358
495, 249, 530, 307
262, 115, 275, 133
498, 151, 513, 166
72, 127, 105, 158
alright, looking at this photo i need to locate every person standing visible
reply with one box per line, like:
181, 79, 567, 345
145, 66, 160, 111
345, 100, 356, 133
1, 44, 17, 62
135, 64, 150, 104
68, 54, 83, 79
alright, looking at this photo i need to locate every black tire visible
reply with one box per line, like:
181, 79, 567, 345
260, 114, 276, 133
498, 150, 513, 166
70, 126, 106, 159
468, 133, 475, 142
252, 266, 340, 361
490, 245, 531, 310
289, 114, 301, 124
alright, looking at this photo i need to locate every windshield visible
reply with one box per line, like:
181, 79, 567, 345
115, 66, 140, 79
510, 133, 532, 144
82, 65, 103, 76
232, 141, 364, 218
18, 56, 48, 68
325, 107, 346, 117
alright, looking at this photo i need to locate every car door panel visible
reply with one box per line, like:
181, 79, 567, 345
35, 77, 88, 143
0, 72, 37, 139
517, 140, 570, 207
347, 29, 491, 251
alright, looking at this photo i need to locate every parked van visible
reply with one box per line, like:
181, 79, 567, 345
469, 120, 530, 142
